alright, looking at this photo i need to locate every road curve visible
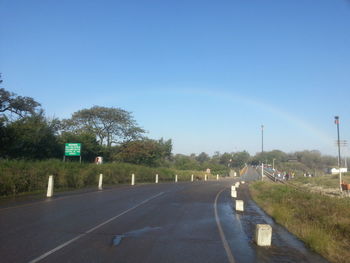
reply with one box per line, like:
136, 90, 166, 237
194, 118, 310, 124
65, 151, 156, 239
0, 173, 328, 263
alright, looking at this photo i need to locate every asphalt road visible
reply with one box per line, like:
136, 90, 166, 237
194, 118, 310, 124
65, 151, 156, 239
0, 168, 329, 263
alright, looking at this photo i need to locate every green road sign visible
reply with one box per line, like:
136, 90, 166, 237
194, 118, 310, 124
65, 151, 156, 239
65, 143, 81, 156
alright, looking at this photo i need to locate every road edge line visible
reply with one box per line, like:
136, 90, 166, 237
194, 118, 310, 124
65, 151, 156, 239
214, 187, 236, 263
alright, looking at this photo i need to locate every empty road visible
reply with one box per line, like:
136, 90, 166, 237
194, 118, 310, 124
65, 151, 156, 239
0, 168, 328, 263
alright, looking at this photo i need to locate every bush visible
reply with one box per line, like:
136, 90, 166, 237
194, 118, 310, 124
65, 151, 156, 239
0, 159, 209, 196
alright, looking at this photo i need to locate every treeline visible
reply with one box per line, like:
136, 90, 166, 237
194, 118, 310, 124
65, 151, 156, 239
0, 80, 340, 176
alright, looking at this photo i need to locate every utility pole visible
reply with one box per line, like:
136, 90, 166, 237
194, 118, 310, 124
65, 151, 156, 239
261, 124, 264, 153
334, 116, 342, 191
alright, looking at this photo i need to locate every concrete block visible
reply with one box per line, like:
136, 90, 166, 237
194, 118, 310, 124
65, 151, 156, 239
235, 200, 244, 211
231, 190, 237, 198
255, 224, 272, 246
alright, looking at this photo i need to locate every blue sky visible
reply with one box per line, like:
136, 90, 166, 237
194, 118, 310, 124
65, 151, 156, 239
1, 0, 350, 156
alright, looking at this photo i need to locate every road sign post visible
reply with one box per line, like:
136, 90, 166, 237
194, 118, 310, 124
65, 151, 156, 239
64, 143, 82, 163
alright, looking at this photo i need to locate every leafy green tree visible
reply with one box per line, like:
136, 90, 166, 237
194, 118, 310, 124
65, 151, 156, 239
0, 87, 41, 122
115, 138, 172, 166
62, 106, 145, 147
1, 114, 60, 159
196, 152, 210, 163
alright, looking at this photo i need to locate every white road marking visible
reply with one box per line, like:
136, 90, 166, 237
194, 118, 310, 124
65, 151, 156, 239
214, 187, 236, 263
28, 191, 164, 263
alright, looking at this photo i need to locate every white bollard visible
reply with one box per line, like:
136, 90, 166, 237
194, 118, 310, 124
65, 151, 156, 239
231, 185, 236, 191
191, 174, 194, 182
175, 174, 178, 183
241, 181, 245, 184
98, 174, 103, 190
234, 172, 237, 177
231, 190, 237, 198
255, 224, 272, 246
47, 175, 54, 197
131, 173, 135, 186
155, 174, 159, 184
216, 174, 219, 180
235, 200, 244, 211
205, 174, 208, 181
235, 182, 240, 188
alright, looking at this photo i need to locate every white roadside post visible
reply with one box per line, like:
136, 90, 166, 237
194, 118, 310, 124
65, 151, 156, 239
205, 174, 208, 181
235, 200, 244, 211
47, 175, 54, 197
234, 172, 237, 177
131, 173, 135, 186
191, 174, 194, 182
98, 174, 103, 190
216, 174, 219, 181
231, 185, 236, 191
231, 190, 237, 198
261, 163, 264, 181
155, 174, 159, 184
175, 174, 178, 183
255, 224, 272, 246
235, 182, 240, 188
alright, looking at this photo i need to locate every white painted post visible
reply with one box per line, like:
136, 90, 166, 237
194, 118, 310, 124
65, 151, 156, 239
231, 185, 236, 191
191, 174, 194, 182
216, 174, 219, 180
131, 173, 135, 186
235, 182, 240, 188
98, 174, 103, 190
155, 174, 159, 184
255, 224, 272, 246
175, 174, 178, 183
235, 200, 244, 211
234, 172, 237, 177
241, 181, 245, 184
231, 190, 237, 198
261, 163, 264, 181
205, 174, 207, 181
47, 175, 54, 197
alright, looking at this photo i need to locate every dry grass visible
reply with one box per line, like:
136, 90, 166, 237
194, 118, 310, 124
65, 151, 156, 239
250, 181, 350, 263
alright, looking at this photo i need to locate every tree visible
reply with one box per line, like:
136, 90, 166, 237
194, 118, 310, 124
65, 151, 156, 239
0, 87, 41, 122
196, 152, 210, 163
0, 113, 60, 159
62, 106, 145, 147
115, 138, 173, 166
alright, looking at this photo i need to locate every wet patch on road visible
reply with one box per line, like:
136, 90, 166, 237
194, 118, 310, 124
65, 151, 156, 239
112, 226, 162, 246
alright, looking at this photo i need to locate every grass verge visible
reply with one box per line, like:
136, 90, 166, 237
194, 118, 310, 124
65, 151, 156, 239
0, 159, 210, 197
250, 181, 350, 263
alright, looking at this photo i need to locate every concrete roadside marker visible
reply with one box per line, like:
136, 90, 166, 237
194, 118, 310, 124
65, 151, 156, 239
231, 190, 237, 198
98, 174, 103, 190
255, 224, 272, 246
231, 185, 236, 191
205, 174, 208, 181
235, 182, 240, 188
175, 174, 178, 183
241, 181, 245, 184
155, 174, 159, 184
216, 174, 219, 180
235, 200, 244, 212
47, 175, 54, 197
191, 174, 194, 182
131, 173, 135, 186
